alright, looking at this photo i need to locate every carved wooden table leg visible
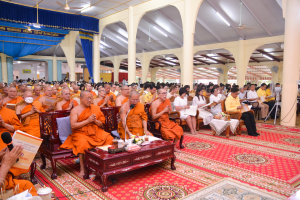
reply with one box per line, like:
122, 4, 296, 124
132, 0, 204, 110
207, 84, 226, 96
83, 164, 89, 180
101, 174, 108, 192
225, 126, 230, 138
51, 159, 57, 180
171, 155, 176, 170
40, 153, 46, 169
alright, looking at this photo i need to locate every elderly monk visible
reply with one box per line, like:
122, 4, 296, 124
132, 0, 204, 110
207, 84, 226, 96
60, 91, 113, 177
32, 86, 42, 101
2, 86, 8, 97
151, 89, 183, 152
93, 88, 112, 108
16, 91, 44, 138
55, 89, 78, 111
118, 91, 152, 140
18, 84, 26, 96
104, 84, 116, 106
86, 84, 97, 97
39, 86, 56, 112
55, 83, 61, 92
115, 86, 130, 106
71, 85, 81, 96
3, 87, 23, 108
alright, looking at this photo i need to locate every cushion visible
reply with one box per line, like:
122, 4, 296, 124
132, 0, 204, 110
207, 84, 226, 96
56, 116, 72, 144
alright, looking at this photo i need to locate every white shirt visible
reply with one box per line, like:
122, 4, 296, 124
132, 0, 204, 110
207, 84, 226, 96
167, 93, 176, 99
247, 90, 258, 102
209, 94, 222, 115
193, 96, 206, 107
111, 90, 119, 96
239, 91, 247, 103
100, 80, 103, 83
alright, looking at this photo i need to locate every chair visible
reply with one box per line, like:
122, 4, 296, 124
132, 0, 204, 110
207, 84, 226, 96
221, 99, 255, 135
39, 110, 73, 179
249, 102, 261, 120
16, 114, 37, 185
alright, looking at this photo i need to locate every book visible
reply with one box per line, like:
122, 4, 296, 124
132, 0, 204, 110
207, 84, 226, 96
202, 102, 217, 108
184, 105, 197, 116
11, 130, 43, 171
44, 97, 56, 106
241, 104, 252, 113
259, 96, 265, 103
6, 103, 16, 111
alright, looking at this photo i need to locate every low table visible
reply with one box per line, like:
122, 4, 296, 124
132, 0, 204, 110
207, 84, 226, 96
83, 140, 176, 192
210, 119, 239, 138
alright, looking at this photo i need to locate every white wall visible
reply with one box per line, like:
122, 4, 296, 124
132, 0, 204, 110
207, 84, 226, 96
13, 63, 38, 80
62, 64, 83, 74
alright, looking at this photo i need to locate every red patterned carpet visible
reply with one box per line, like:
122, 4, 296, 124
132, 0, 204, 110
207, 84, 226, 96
31, 122, 299, 199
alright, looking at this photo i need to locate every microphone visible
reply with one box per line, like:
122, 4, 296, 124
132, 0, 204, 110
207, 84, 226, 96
1, 132, 14, 151
130, 104, 135, 109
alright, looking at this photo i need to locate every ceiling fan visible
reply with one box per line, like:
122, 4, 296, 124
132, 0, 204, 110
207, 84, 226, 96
57, 0, 83, 10
238, 2, 253, 30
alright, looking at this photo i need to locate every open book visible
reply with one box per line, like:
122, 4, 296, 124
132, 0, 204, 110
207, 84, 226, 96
241, 104, 252, 113
11, 130, 43, 171
6, 103, 16, 111
258, 96, 265, 103
44, 97, 56, 106
202, 102, 217, 108
184, 105, 197, 116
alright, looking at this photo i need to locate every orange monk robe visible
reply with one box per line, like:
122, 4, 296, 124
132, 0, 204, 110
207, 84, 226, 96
152, 99, 183, 140
72, 91, 81, 96
62, 99, 79, 110
57, 89, 62, 92
60, 104, 113, 155
90, 91, 97, 97
121, 97, 129, 105
3, 96, 23, 107
5, 174, 38, 196
19, 101, 44, 138
33, 95, 42, 102
117, 102, 152, 140
97, 99, 112, 107
42, 95, 56, 111
105, 92, 116, 106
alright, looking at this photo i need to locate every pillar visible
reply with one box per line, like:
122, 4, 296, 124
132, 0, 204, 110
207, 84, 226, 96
127, 6, 137, 84
53, 56, 57, 81
150, 68, 158, 83
47, 60, 53, 82
0, 53, 7, 83
278, 62, 283, 84
93, 34, 100, 83
236, 40, 248, 87
181, 0, 194, 88
60, 31, 79, 81
141, 52, 150, 83
217, 66, 228, 84
280, 0, 300, 127
57, 60, 62, 81
113, 56, 120, 83
7, 57, 13, 84
82, 65, 89, 82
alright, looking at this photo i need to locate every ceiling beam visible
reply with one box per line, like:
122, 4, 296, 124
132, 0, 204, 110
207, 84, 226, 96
216, 53, 235, 61
101, 31, 128, 54
249, 57, 260, 63
193, 57, 211, 65
137, 26, 172, 49
201, 54, 226, 64
159, 58, 179, 65
248, 66, 272, 76
256, 50, 281, 62
151, 60, 174, 67
206, 0, 245, 39
196, 17, 223, 43
241, 0, 273, 37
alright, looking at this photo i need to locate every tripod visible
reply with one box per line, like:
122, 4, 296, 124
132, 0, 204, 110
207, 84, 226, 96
264, 92, 280, 125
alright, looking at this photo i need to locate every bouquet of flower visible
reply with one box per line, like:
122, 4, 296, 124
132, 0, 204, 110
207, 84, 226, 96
131, 135, 144, 145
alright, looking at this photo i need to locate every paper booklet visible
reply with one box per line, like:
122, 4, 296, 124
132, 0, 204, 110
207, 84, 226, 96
44, 97, 56, 106
11, 130, 43, 171
241, 104, 252, 113
184, 105, 197, 116
202, 102, 217, 108
220, 95, 226, 101
6, 103, 16, 111
259, 96, 265, 103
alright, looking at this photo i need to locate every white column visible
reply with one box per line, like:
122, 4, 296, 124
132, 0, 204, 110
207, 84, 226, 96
93, 34, 100, 83
141, 52, 150, 83
278, 62, 283, 84
236, 40, 248, 87
150, 68, 159, 83
127, 6, 137, 84
53, 56, 57, 81
113, 56, 120, 83
181, 0, 194, 88
0, 53, 7, 83
280, 0, 300, 127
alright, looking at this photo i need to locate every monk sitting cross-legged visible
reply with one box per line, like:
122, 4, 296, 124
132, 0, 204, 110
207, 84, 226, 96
93, 88, 112, 108
55, 89, 78, 111
16, 91, 44, 138
151, 89, 183, 152
3, 87, 23, 108
115, 85, 129, 106
117, 91, 152, 140
32, 86, 42, 101
39, 86, 56, 112
60, 91, 114, 178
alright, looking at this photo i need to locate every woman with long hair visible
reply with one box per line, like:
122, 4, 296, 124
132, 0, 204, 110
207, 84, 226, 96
193, 88, 213, 125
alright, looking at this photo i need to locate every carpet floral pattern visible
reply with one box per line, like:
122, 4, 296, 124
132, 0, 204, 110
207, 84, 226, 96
31, 123, 297, 199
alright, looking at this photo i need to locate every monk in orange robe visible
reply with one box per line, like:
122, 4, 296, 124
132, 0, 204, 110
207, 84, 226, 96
151, 89, 183, 152
60, 91, 113, 177
115, 85, 129, 106
17, 84, 26, 97
39, 86, 56, 112
3, 87, 23, 109
93, 88, 112, 107
55, 89, 79, 111
71, 85, 81, 97
85, 84, 97, 97
1, 86, 8, 97
118, 91, 152, 140
16, 91, 44, 138
104, 84, 116, 106
32, 86, 42, 101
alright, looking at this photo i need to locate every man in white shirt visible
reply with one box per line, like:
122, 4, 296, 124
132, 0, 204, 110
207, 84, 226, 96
100, 78, 103, 83
239, 87, 247, 103
111, 84, 118, 96
122, 78, 127, 85
247, 84, 269, 120
210, 88, 223, 115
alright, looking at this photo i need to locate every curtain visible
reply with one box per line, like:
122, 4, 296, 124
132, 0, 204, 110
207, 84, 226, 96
111, 72, 128, 83
80, 32, 93, 83
0, 1, 99, 33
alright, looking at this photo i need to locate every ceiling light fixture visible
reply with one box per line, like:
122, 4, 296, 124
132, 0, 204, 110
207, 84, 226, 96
26, 26, 32, 31
263, 54, 273, 60
206, 58, 218, 63
33, 4, 41, 28
153, 26, 168, 37
216, 12, 230, 26
207, 54, 215, 57
117, 36, 128, 44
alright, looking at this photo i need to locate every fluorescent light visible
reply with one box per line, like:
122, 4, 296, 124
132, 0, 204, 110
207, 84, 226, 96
17, 61, 21, 64
206, 58, 218, 63
32, 23, 41, 28
216, 12, 230, 26
165, 57, 173, 60
37, 71, 40, 74
153, 26, 168, 37
100, 41, 108, 46
165, 61, 176, 66
81, 4, 92, 13
117, 36, 128, 44
207, 54, 215, 57
263, 54, 273, 60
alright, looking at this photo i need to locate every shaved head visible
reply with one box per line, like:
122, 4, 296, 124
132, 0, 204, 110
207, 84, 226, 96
129, 91, 139, 99
80, 90, 91, 98
62, 88, 70, 95
23, 91, 33, 98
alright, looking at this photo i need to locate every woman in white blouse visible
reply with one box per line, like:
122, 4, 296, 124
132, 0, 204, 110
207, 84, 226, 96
174, 88, 197, 134
167, 85, 177, 99
193, 88, 213, 125
209, 88, 223, 115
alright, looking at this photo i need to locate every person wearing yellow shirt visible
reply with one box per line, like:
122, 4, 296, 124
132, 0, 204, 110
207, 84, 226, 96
144, 86, 157, 104
257, 83, 275, 119
266, 85, 275, 102
225, 87, 259, 137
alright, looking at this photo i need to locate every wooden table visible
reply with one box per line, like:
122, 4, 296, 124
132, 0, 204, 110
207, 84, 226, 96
83, 140, 176, 192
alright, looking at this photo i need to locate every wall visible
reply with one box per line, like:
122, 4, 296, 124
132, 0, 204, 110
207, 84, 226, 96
13, 63, 38, 80
62, 64, 84, 74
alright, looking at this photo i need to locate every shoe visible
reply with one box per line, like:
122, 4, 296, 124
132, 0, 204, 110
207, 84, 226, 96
255, 132, 260, 136
249, 134, 258, 137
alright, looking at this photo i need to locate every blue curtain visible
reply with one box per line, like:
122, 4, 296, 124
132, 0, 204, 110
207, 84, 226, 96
0, 1, 99, 33
80, 32, 94, 83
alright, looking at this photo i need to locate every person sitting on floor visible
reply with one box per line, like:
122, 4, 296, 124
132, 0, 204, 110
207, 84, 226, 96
151, 89, 183, 152
115, 85, 129, 106
225, 87, 259, 137
60, 91, 114, 178
55, 89, 79, 111
193, 88, 213, 125
93, 87, 112, 108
